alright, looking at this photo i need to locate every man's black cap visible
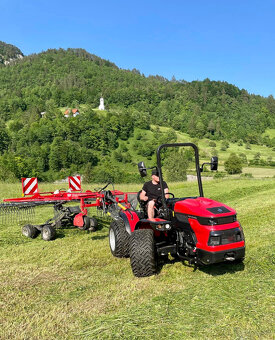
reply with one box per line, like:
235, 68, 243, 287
152, 169, 159, 176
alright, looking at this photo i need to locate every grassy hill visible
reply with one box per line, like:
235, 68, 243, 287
263, 128, 275, 139
67, 105, 275, 179
0, 45, 274, 182
0, 178, 274, 339
111, 124, 275, 179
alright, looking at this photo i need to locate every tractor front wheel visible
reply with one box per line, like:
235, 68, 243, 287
41, 225, 56, 241
109, 219, 130, 258
130, 229, 157, 277
22, 224, 39, 239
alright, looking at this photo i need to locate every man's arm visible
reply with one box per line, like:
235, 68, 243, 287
140, 190, 148, 201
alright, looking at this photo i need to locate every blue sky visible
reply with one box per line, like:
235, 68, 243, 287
1, 0, 274, 97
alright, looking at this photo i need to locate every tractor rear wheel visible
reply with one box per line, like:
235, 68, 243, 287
130, 229, 157, 277
41, 225, 56, 241
109, 219, 130, 258
22, 224, 39, 239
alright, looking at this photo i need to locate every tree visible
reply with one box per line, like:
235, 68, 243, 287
220, 140, 229, 151
237, 139, 243, 146
239, 153, 248, 165
224, 153, 243, 174
83, 162, 93, 183
163, 150, 189, 181
207, 120, 215, 135
254, 152, 261, 161
49, 137, 64, 171
0, 125, 10, 153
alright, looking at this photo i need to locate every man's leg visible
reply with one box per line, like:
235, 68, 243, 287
147, 200, 155, 219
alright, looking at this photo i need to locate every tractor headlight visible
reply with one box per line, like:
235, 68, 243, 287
208, 235, 220, 246
156, 223, 171, 231
208, 228, 244, 246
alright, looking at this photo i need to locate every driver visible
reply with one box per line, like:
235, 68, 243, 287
140, 169, 169, 219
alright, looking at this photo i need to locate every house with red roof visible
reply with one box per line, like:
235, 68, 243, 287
64, 108, 80, 118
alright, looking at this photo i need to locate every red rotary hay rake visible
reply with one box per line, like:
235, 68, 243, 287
0, 177, 138, 241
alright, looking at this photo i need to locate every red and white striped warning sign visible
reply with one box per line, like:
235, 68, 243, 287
21, 177, 38, 196
68, 176, 81, 191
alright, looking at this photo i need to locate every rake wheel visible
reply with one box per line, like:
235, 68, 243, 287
22, 224, 40, 239
41, 225, 56, 241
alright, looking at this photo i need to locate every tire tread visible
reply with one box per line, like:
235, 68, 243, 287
130, 229, 156, 277
109, 219, 130, 257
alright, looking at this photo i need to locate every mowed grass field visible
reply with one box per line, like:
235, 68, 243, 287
0, 179, 274, 339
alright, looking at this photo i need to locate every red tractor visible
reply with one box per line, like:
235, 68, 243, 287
108, 143, 245, 277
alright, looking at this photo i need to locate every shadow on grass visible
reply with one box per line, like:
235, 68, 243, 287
197, 261, 245, 276
55, 230, 66, 239
158, 257, 245, 276
91, 234, 108, 241
94, 220, 109, 231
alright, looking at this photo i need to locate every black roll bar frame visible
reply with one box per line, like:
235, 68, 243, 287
156, 143, 204, 217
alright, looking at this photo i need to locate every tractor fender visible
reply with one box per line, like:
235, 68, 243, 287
119, 211, 140, 234
134, 220, 151, 230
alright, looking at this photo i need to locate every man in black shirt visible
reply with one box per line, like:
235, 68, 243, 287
140, 169, 169, 219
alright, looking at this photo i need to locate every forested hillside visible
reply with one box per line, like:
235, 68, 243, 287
0, 47, 274, 182
0, 41, 23, 65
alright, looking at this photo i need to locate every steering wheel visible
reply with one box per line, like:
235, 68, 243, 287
156, 192, 175, 205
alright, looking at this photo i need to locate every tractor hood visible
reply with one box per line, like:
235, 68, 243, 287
174, 197, 236, 218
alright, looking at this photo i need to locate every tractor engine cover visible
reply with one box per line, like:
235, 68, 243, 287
174, 197, 245, 264
174, 197, 236, 217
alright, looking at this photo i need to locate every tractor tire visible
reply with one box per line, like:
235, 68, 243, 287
89, 217, 98, 232
82, 216, 91, 230
130, 229, 157, 277
109, 219, 130, 258
22, 224, 39, 239
82, 216, 98, 231
41, 225, 56, 241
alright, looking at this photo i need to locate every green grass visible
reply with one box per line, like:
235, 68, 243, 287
217, 166, 275, 178
0, 179, 275, 339
262, 128, 275, 139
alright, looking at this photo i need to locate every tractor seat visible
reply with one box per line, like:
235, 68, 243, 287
137, 190, 164, 218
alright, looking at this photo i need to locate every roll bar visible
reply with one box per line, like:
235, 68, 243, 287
156, 143, 204, 216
